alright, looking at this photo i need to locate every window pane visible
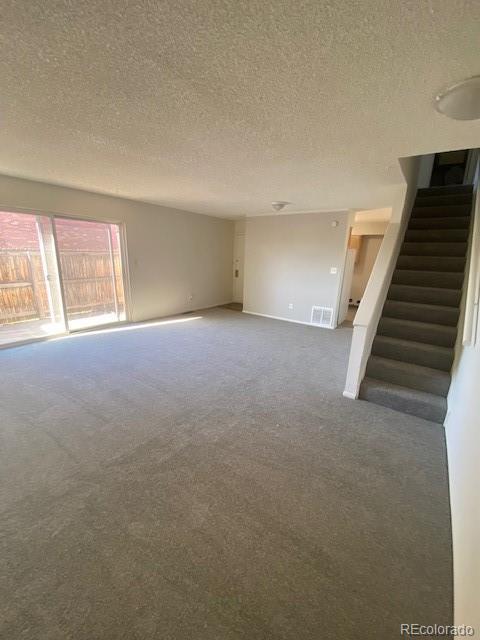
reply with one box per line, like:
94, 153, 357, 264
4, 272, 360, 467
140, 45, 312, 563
0, 211, 65, 345
54, 218, 126, 330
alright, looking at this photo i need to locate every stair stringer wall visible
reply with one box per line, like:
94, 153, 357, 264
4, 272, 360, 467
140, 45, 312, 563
343, 156, 421, 399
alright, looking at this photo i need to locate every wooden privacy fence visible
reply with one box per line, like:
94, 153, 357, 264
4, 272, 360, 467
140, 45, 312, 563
0, 250, 124, 324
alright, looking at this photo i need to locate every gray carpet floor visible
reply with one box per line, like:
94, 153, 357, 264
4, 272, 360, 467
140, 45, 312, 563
0, 308, 452, 639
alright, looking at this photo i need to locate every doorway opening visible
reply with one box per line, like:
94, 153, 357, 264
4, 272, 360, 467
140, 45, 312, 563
349, 235, 384, 319
339, 208, 392, 326
0, 211, 127, 347
430, 150, 469, 186
232, 220, 245, 308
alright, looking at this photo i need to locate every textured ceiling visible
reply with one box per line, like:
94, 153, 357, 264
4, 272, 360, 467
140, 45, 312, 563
1, 1, 480, 218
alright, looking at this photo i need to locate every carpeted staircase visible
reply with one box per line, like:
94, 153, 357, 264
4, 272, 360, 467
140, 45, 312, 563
359, 184, 474, 423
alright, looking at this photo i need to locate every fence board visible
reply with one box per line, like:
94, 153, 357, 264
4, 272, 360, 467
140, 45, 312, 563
0, 250, 125, 324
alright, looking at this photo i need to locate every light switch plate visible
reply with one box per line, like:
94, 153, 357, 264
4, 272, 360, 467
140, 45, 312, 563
330, 267, 338, 275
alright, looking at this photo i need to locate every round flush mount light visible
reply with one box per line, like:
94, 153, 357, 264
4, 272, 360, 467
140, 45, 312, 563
435, 76, 480, 120
271, 201, 291, 212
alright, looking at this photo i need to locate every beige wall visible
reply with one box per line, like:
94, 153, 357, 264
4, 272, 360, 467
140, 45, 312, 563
446, 332, 480, 633
0, 174, 234, 322
352, 207, 391, 236
243, 211, 351, 326
351, 220, 388, 236
350, 235, 383, 305
445, 178, 480, 632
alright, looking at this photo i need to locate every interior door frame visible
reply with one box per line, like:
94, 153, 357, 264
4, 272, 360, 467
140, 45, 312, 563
233, 231, 245, 303
0, 206, 131, 348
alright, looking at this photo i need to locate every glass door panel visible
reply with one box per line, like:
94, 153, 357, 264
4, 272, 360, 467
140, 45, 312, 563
0, 212, 65, 346
54, 218, 126, 331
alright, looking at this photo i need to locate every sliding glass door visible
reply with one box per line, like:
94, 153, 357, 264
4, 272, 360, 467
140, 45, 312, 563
0, 211, 127, 346
54, 218, 126, 331
0, 212, 65, 346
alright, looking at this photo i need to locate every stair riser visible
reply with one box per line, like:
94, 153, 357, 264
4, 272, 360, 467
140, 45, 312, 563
414, 194, 472, 207
377, 318, 457, 347
388, 284, 461, 307
366, 359, 450, 396
372, 338, 453, 372
408, 216, 471, 230
401, 242, 467, 256
396, 255, 465, 272
411, 205, 471, 218
405, 229, 469, 243
417, 185, 472, 197
359, 382, 446, 423
383, 301, 459, 326
392, 270, 464, 289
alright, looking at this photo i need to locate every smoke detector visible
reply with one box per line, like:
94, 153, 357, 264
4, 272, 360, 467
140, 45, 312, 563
271, 201, 291, 212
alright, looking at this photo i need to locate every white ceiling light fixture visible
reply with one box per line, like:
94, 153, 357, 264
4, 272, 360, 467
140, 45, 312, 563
435, 76, 480, 121
271, 201, 291, 212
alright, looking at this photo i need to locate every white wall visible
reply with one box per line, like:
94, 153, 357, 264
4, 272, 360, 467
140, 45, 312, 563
445, 333, 480, 633
0, 174, 234, 322
243, 211, 351, 326
344, 156, 420, 398
445, 171, 480, 632
417, 153, 435, 188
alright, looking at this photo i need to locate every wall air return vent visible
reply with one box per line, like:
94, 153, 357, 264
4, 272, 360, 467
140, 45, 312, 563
311, 306, 334, 328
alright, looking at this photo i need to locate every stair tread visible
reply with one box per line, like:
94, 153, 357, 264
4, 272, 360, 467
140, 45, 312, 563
414, 194, 472, 206
378, 316, 456, 333
404, 229, 469, 241
388, 283, 461, 307
360, 377, 447, 423
408, 216, 471, 229
401, 241, 467, 256
384, 300, 460, 313
412, 203, 471, 209
361, 377, 447, 407
411, 205, 471, 218
373, 335, 453, 355
392, 269, 464, 289
402, 241, 467, 247
393, 268, 464, 282
383, 299, 459, 327
368, 355, 450, 380
417, 185, 473, 196
396, 255, 466, 271
389, 284, 460, 295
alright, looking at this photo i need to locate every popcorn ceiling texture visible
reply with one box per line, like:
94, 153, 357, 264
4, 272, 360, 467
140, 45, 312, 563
1, 0, 480, 217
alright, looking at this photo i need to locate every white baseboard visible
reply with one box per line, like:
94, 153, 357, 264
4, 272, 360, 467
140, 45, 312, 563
207, 301, 236, 310
130, 300, 234, 324
242, 309, 335, 329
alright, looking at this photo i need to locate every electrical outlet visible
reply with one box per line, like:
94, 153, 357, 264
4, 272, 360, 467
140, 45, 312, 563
288, 303, 294, 310
330, 267, 338, 275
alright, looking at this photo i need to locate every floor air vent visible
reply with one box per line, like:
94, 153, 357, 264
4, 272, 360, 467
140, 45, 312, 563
311, 306, 334, 328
